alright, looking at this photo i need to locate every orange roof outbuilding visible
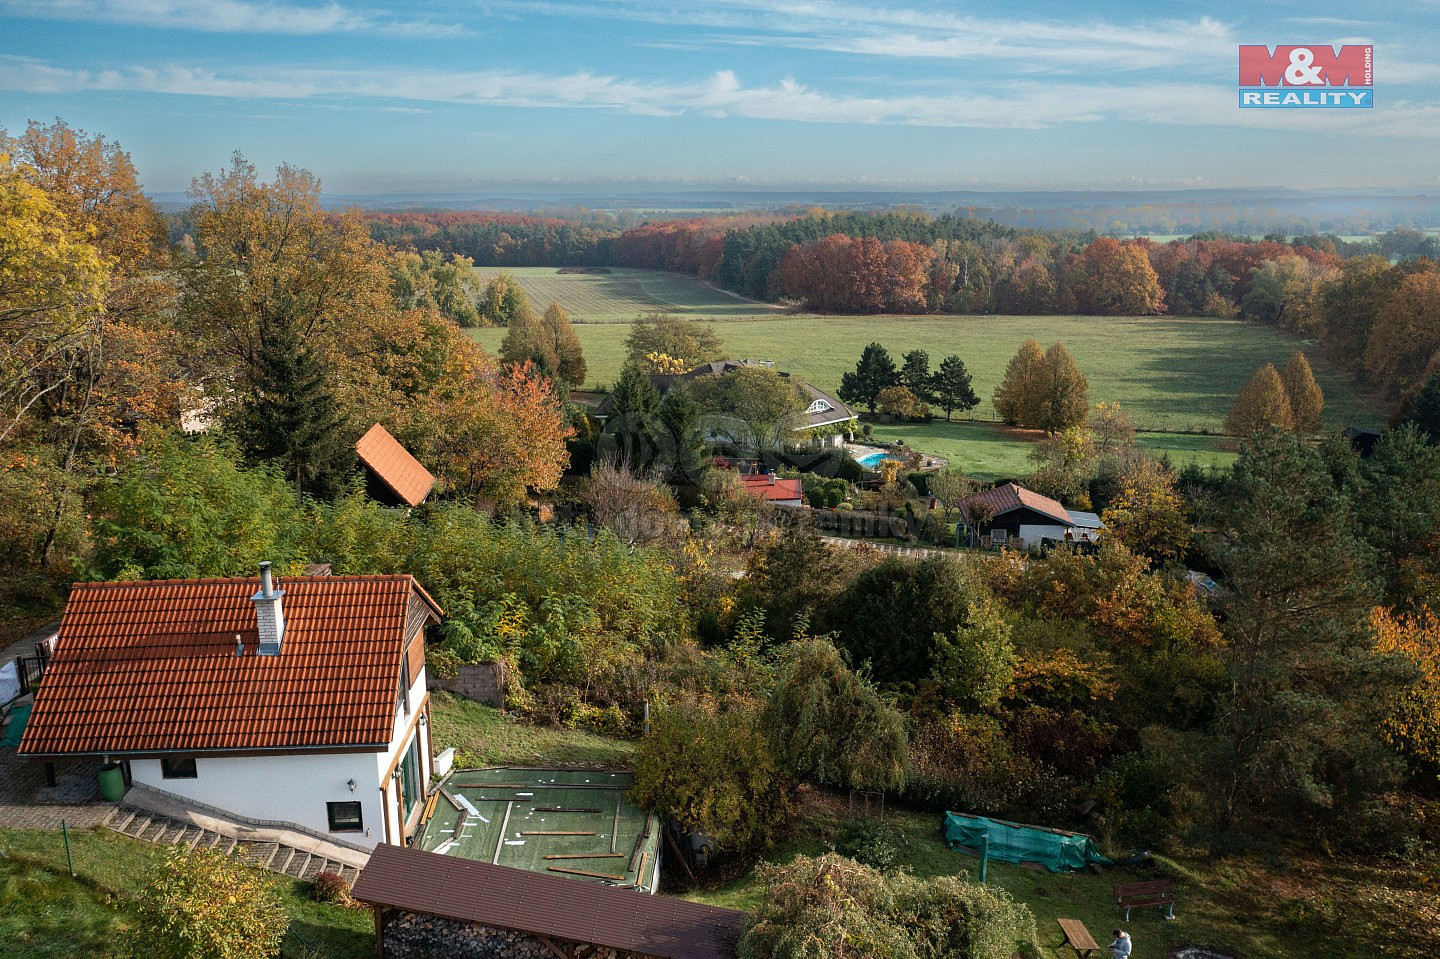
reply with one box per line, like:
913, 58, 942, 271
355, 423, 435, 507
740, 473, 804, 502
18, 574, 442, 758
961, 482, 1074, 527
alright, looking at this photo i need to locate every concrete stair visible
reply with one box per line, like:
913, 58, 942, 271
103, 805, 362, 885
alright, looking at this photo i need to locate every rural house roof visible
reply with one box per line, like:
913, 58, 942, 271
18, 574, 442, 757
962, 482, 1074, 527
352, 844, 744, 959
740, 473, 804, 502
355, 423, 435, 507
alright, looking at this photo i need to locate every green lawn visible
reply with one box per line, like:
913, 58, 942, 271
473, 266, 783, 323
681, 794, 1439, 959
469, 280, 1382, 434
429, 691, 637, 768
0, 827, 372, 959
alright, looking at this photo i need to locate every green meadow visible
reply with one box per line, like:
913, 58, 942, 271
471, 267, 1384, 479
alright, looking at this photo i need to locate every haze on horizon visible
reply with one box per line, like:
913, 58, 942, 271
2, 0, 1438, 197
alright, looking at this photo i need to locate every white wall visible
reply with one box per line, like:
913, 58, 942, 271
1017, 523, 1069, 548
375, 662, 431, 844
130, 751, 387, 847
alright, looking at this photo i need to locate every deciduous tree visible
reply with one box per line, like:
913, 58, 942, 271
1281, 350, 1324, 433
539, 302, 586, 385
623, 314, 722, 369
1067, 238, 1164, 315
992, 340, 1046, 427
1225, 363, 1294, 435
1099, 461, 1191, 566
876, 385, 926, 421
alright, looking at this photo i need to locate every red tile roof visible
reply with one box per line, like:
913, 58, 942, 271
18, 574, 441, 757
962, 482, 1073, 526
740, 474, 803, 502
353, 844, 744, 959
355, 423, 435, 507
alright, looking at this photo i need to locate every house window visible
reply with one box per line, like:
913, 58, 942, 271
327, 801, 364, 833
161, 756, 197, 779
806, 398, 833, 415
990, 529, 1008, 545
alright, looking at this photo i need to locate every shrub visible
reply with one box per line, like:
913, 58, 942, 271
835, 816, 908, 871
129, 849, 288, 959
312, 871, 354, 907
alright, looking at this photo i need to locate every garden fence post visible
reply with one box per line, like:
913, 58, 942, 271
978, 833, 989, 884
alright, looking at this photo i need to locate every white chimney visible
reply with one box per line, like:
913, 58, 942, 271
768, 470, 776, 485
251, 561, 285, 656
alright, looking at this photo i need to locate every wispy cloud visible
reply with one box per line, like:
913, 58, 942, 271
492, 0, 1238, 74
3, 53, 1435, 138
0, 0, 465, 37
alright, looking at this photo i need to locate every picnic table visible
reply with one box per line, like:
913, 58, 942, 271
1056, 917, 1102, 958
1114, 878, 1175, 920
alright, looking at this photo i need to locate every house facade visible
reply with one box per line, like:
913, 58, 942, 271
18, 565, 442, 849
961, 482, 1101, 550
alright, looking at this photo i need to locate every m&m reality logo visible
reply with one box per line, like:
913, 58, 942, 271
1238, 45, 1373, 109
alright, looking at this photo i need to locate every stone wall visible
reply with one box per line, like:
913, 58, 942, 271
428, 662, 505, 707
383, 912, 632, 959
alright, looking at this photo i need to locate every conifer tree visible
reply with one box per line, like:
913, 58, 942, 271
899, 349, 935, 403
1281, 350, 1324, 433
236, 315, 353, 499
1226, 363, 1294, 436
1401, 367, 1440, 444
838, 342, 899, 414
499, 302, 552, 376
609, 359, 661, 419
929, 354, 979, 422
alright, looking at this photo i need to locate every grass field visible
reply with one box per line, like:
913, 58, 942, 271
681, 791, 1439, 959
430, 692, 637, 769
473, 266, 783, 323
468, 269, 1382, 478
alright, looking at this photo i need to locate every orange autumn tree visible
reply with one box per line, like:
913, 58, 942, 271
424, 347, 571, 509
1371, 606, 1440, 773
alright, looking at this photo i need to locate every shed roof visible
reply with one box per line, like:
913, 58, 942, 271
352, 844, 744, 959
962, 482, 1073, 527
739, 474, 804, 502
18, 574, 441, 757
355, 423, 435, 507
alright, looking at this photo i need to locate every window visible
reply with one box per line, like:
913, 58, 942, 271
327, 801, 363, 832
990, 529, 1008, 545
806, 398, 833, 415
161, 756, 197, 779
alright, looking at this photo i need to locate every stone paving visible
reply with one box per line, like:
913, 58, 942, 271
0, 749, 110, 829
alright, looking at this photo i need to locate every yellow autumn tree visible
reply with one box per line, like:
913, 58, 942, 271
1371, 606, 1440, 774
1225, 362, 1294, 436
1281, 351, 1325, 433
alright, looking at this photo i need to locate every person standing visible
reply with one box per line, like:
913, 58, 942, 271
1109, 928, 1133, 959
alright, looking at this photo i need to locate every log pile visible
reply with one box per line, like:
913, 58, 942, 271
382, 912, 632, 959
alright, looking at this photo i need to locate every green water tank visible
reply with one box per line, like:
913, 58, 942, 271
97, 762, 125, 802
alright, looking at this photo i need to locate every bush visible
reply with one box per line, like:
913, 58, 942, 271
631, 700, 793, 854
129, 849, 288, 959
835, 816, 908, 871
312, 871, 355, 907
740, 853, 1039, 959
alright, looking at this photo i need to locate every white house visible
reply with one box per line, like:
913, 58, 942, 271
19, 564, 442, 850
961, 482, 1102, 550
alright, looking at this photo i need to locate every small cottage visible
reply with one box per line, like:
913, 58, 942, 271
19, 564, 442, 849
961, 482, 1099, 550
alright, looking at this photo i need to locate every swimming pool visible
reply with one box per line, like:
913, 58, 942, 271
856, 451, 899, 469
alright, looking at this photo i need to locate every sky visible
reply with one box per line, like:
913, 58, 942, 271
1, 0, 1439, 195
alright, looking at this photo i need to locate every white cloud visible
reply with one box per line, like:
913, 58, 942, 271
2, 54, 1434, 138
0, 0, 465, 37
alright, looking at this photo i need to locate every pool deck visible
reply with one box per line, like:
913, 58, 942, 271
416, 767, 661, 893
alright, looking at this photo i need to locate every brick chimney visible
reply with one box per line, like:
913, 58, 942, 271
251, 561, 286, 656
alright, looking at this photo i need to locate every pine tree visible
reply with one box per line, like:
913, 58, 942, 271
1401, 367, 1440, 443
899, 350, 934, 403
993, 340, 1046, 426
929, 354, 979, 422
1226, 363, 1294, 436
837, 342, 898, 414
1281, 351, 1324, 433
1040, 342, 1090, 432
236, 315, 353, 499
539, 302, 586, 386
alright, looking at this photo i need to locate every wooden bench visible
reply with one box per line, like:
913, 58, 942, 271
1056, 918, 1101, 958
1114, 879, 1175, 920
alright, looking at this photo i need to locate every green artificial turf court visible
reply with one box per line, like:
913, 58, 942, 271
416, 767, 660, 891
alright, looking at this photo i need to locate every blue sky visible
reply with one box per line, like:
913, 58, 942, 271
1, 0, 1438, 195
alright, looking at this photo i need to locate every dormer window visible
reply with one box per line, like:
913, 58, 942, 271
806, 399, 833, 415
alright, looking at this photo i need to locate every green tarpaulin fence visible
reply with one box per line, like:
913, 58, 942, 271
944, 811, 1111, 874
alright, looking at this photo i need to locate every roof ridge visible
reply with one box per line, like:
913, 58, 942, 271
71, 573, 423, 590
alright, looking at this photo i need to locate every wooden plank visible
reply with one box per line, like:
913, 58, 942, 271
532, 807, 602, 813
547, 866, 627, 881
438, 788, 462, 810
422, 792, 439, 822
610, 796, 621, 854
522, 830, 596, 836
636, 851, 647, 886
543, 853, 627, 860
493, 800, 513, 865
